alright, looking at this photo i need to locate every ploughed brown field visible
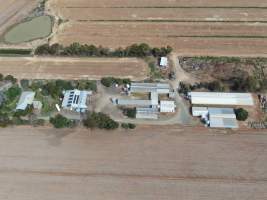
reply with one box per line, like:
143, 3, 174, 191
48, 0, 267, 56
0, 126, 266, 200
0, 57, 148, 80
0, 0, 37, 37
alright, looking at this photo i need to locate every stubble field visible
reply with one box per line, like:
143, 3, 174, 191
0, 126, 266, 200
0, 57, 148, 80
48, 0, 267, 56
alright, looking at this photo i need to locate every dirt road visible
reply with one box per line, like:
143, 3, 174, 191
0, 126, 266, 200
0, 57, 148, 80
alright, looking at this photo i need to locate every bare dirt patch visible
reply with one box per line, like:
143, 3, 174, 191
0, 57, 148, 80
0, 126, 267, 200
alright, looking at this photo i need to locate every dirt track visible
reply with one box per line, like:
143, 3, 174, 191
48, 0, 267, 56
0, 126, 266, 199
0, 57, 148, 80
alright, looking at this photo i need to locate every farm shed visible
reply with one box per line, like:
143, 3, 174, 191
62, 89, 92, 112
150, 92, 159, 106
117, 99, 152, 106
136, 107, 158, 119
192, 107, 208, 117
160, 101, 176, 113
208, 108, 238, 129
130, 82, 170, 94
189, 92, 254, 106
16, 91, 35, 110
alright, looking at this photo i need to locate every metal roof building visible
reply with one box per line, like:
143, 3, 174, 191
117, 99, 152, 106
189, 92, 254, 106
208, 108, 238, 129
136, 107, 158, 119
16, 91, 35, 110
192, 107, 208, 117
130, 83, 170, 94
160, 101, 176, 113
62, 89, 92, 112
160, 57, 168, 67
150, 92, 159, 106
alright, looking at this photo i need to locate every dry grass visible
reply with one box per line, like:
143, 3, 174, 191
48, 0, 267, 56
0, 57, 149, 80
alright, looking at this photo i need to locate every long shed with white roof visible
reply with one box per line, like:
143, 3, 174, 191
189, 92, 254, 106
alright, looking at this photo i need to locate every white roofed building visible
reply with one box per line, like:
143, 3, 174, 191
62, 89, 92, 113
208, 108, 238, 128
160, 57, 168, 68
16, 91, 35, 110
160, 101, 176, 113
136, 107, 158, 119
189, 92, 254, 106
130, 83, 170, 94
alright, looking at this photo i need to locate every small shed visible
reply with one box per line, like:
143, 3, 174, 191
33, 101, 43, 110
160, 101, 176, 113
160, 57, 168, 68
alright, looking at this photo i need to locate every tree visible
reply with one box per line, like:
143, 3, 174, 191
121, 123, 136, 129
5, 85, 21, 102
14, 105, 34, 117
0, 73, 3, 81
207, 81, 225, 92
101, 77, 114, 87
50, 114, 73, 128
234, 108, 249, 121
83, 112, 119, 130
123, 108, 136, 118
20, 79, 30, 89
4, 75, 17, 84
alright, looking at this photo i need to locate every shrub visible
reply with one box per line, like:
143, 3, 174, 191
123, 108, 136, 118
121, 123, 136, 129
178, 82, 191, 95
83, 112, 119, 130
50, 114, 73, 128
101, 77, 130, 87
101, 77, 114, 87
234, 108, 249, 121
77, 80, 97, 92
0, 73, 3, 81
20, 79, 30, 89
0, 113, 10, 127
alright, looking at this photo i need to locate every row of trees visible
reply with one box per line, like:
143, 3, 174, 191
0, 74, 17, 84
83, 112, 119, 130
101, 77, 131, 87
35, 43, 173, 58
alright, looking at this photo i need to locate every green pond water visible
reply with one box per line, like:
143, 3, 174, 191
4, 15, 53, 44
